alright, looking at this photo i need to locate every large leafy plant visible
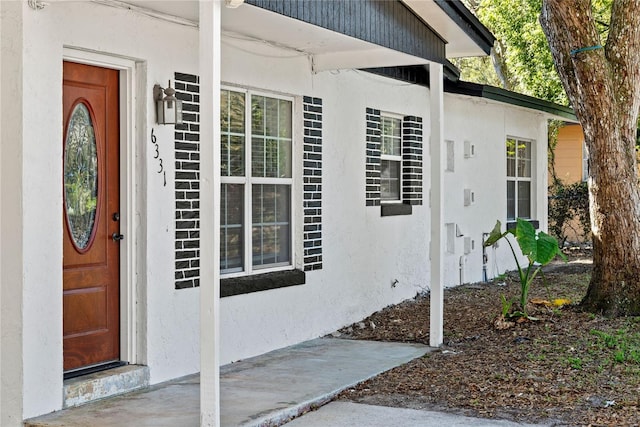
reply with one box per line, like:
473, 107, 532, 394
484, 218, 566, 318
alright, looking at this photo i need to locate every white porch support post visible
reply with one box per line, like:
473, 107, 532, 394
199, 1, 222, 426
429, 61, 444, 348
1, 1, 24, 425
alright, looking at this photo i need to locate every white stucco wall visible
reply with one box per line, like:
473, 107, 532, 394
4, 1, 550, 421
442, 94, 549, 286
13, 1, 201, 419
1, 2, 25, 425
220, 45, 432, 362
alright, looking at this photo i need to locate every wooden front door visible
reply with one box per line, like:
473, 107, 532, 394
63, 61, 120, 372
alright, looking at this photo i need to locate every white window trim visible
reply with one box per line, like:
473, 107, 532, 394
380, 112, 404, 204
506, 137, 534, 221
221, 86, 295, 278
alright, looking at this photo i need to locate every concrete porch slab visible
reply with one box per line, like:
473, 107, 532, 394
25, 338, 430, 427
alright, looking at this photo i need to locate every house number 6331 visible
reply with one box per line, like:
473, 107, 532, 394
151, 128, 166, 187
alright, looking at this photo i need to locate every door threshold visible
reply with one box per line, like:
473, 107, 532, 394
64, 361, 127, 380
63, 364, 149, 408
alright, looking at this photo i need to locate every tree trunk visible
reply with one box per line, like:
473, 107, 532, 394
540, 0, 640, 316
490, 43, 512, 91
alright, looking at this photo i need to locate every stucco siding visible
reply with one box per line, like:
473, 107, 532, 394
220, 49, 432, 363
442, 94, 549, 286
5, 2, 551, 421
18, 1, 201, 418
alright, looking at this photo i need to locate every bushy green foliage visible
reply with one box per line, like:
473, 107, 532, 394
476, 0, 566, 104
457, 0, 613, 105
548, 181, 591, 246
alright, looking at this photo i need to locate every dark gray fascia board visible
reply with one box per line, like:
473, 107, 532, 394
361, 66, 574, 120
443, 60, 461, 82
482, 86, 576, 120
444, 79, 576, 120
434, 0, 496, 55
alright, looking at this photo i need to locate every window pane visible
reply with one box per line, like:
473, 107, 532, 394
517, 140, 531, 160
229, 135, 244, 176
381, 159, 401, 201
251, 137, 264, 177
221, 90, 245, 177
382, 116, 401, 138
279, 139, 292, 177
279, 100, 292, 138
252, 137, 291, 178
220, 184, 244, 273
229, 91, 245, 134
265, 97, 279, 137
64, 103, 98, 250
506, 139, 516, 177
517, 158, 531, 178
252, 184, 291, 268
381, 116, 401, 156
517, 181, 531, 219
251, 95, 292, 178
517, 140, 531, 177
220, 90, 229, 132
507, 181, 515, 220
251, 95, 265, 136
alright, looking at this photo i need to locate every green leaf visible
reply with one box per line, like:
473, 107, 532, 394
535, 231, 561, 265
514, 218, 537, 261
483, 220, 507, 247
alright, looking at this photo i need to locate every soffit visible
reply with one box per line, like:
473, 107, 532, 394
104, 1, 434, 71
112, 0, 491, 70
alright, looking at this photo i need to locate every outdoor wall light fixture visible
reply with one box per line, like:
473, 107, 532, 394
154, 81, 183, 125
225, 0, 245, 8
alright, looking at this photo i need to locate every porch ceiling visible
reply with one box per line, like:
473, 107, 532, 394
221, 2, 431, 72
109, 0, 482, 71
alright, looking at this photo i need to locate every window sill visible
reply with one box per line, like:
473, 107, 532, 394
221, 269, 305, 297
506, 219, 539, 231
381, 203, 412, 216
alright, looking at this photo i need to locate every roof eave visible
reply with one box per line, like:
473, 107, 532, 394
444, 80, 576, 120
434, 0, 495, 55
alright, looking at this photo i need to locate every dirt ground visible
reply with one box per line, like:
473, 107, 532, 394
336, 253, 640, 426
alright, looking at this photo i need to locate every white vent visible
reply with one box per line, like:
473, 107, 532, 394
464, 140, 475, 158
445, 223, 455, 254
464, 237, 473, 254
446, 140, 455, 172
464, 188, 475, 206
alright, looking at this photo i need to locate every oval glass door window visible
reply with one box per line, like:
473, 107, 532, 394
64, 103, 98, 250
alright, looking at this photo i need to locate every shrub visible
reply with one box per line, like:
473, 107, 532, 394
548, 181, 590, 246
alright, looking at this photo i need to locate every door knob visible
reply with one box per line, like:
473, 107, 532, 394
112, 233, 124, 241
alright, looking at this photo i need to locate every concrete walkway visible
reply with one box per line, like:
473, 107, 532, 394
26, 338, 430, 426
286, 402, 546, 427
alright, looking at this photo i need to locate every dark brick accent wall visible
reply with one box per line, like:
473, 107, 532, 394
174, 72, 201, 289
303, 96, 323, 271
366, 110, 423, 210
365, 108, 382, 206
402, 116, 423, 205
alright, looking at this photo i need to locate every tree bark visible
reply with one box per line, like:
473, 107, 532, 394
491, 42, 512, 91
540, 0, 640, 316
